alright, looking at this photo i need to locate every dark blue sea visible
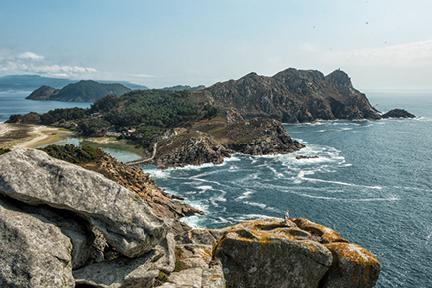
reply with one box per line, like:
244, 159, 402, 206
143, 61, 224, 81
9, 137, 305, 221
143, 92, 432, 288
1, 88, 431, 287
0, 89, 90, 122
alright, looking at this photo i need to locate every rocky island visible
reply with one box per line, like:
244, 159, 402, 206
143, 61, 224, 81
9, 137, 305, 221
27, 80, 131, 102
0, 147, 381, 287
381, 109, 416, 119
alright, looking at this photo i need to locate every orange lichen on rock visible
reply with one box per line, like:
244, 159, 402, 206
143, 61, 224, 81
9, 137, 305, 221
292, 217, 348, 243
322, 242, 381, 288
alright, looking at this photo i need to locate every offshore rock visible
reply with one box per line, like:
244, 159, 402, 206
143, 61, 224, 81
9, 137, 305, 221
0, 148, 167, 258
382, 108, 415, 119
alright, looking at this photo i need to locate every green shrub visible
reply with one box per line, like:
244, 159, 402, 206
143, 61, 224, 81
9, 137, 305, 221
0, 148, 11, 156
41, 144, 104, 164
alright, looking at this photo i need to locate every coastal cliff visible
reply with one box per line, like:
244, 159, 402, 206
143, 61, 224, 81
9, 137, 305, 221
205, 69, 381, 122
0, 148, 381, 287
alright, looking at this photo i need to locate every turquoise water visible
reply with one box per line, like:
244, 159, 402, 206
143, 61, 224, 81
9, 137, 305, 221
1, 89, 431, 287
0, 89, 91, 122
142, 93, 432, 288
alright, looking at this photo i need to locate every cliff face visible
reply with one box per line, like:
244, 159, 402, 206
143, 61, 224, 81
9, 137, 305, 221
0, 148, 381, 287
206, 68, 381, 122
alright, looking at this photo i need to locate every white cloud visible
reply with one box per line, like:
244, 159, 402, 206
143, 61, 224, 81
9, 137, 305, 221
18, 51, 44, 61
0, 51, 97, 78
334, 40, 432, 68
298, 40, 432, 69
130, 73, 155, 78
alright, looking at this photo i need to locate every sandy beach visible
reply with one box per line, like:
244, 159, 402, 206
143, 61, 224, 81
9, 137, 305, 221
0, 123, 72, 149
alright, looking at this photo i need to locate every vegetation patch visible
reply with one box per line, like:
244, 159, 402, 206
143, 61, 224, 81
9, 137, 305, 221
41, 144, 104, 164
0, 148, 11, 156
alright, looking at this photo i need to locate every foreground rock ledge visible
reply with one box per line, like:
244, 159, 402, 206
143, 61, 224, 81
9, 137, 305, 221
0, 148, 167, 258
0, 149, 381, 287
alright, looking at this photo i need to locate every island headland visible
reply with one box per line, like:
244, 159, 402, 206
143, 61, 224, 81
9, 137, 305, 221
8, 68, 415, 168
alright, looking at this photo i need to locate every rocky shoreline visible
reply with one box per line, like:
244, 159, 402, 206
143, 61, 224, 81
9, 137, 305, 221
151, 118, 305, 168
0, 148, 381, 287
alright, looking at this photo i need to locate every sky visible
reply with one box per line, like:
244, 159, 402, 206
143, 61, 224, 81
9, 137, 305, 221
1, 0, 432, 90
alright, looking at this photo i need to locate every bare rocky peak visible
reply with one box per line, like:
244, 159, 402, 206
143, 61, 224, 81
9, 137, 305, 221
206, 68, 381, 122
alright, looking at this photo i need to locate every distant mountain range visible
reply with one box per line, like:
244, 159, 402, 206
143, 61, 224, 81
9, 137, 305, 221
26, 80, 132, 102
0, 74, 147, 90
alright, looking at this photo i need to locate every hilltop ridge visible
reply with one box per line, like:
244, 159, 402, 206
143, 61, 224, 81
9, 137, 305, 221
26, 80, 131, 102
206, 68, 381, 122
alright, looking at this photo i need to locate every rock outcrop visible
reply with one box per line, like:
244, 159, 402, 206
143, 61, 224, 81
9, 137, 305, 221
0, 148, 167, 258
41, 144, 201, 233
0, 148, 381, 287
154, 130, 232, 168
205, 69, 381, 122
382, 109, 415, 119
224, 118, 305, 154
152, 117, 304, 168
0, 197, 75, 288
213, 218, 380, 288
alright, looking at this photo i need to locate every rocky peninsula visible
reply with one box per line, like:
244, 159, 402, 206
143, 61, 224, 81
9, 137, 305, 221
0, 147, 381, 287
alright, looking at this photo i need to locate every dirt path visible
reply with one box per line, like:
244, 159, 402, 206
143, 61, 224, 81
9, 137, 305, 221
126, 142, 158, 165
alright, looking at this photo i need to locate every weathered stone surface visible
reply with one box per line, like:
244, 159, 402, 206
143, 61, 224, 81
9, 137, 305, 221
162, 227, 226, 288
0, 198, 74, 288
162, 268, 203, 288
292, 218, 348, 243
0, 148, 167, 258
176, 228, 222, 247
214, 218, 333, 288
323, 242, 381, 288
74, 253, 159, 288
73, 233, 175, 288
17, 201, 94, 269
42, 144, 201, 234
202, 259, 226, 288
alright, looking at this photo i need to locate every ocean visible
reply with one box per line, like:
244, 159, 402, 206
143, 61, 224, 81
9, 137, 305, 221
1, 88, 431, 287
0, 89, 91, 122
142, 92, 432, 288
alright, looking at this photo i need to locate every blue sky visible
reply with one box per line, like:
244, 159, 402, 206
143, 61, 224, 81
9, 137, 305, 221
1, 0, 432, 89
